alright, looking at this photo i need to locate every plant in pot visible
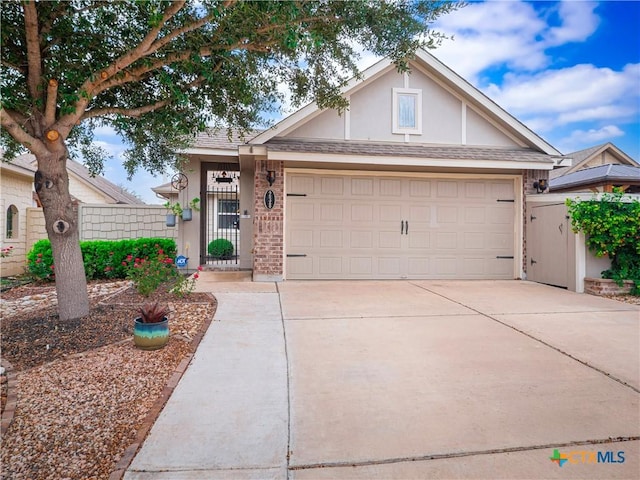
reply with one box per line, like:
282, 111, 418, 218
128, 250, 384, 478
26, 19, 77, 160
134, 302, 170, 350
181, 197, 201, 221
164, 201, 183, 227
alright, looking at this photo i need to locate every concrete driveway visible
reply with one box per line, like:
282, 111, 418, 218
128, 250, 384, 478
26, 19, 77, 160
125, 280, 639, 479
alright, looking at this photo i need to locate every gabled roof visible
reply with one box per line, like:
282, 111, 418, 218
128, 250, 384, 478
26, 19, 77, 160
1, 154, 145, 205
550, 163, 640, 191
250, 49, 562, 156
561, 142, 639, 175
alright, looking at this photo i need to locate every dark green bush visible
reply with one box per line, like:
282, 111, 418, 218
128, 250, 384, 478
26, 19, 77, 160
207, 238, 234, 258
26, 238, 177, 282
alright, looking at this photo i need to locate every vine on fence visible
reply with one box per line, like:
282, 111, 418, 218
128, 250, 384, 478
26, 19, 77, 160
566, 190, 640, 294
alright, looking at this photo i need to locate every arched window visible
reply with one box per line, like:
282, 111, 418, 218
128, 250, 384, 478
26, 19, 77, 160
6, 205, 18, 239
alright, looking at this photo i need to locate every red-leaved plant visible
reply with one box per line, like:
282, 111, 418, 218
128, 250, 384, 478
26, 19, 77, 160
137, 302, 169, 323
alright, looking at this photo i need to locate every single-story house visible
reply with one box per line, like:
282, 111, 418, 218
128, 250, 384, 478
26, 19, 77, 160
549, 143, 640, 193
167, 49, 576, 281
1, 154, 145, 276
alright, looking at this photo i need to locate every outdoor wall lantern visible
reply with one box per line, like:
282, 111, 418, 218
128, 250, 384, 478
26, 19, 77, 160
266, 170, 276, 186
533, 178, 548, 193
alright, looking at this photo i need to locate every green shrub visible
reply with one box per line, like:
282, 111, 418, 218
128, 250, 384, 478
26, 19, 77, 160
567, 190, 640, 294
208, 238, 234, 258
26, 238, 177, 282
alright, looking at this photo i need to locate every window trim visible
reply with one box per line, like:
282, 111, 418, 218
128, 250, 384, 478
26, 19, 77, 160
392, 88, 422, 135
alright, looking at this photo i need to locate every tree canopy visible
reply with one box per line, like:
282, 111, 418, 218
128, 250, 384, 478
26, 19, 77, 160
0, 0, 461, 320
1, 0, 461, 176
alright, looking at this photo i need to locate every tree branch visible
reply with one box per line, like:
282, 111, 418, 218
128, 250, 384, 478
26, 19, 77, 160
44, 79, 58, 127
65, 1, 187, 135
1, 59, 26, 76
22, 0, 43, 101
81, 100, 171, 120
0, 108, 47, 157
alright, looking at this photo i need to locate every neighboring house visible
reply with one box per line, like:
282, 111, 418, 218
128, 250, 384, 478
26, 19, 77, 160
1, 154, 145, 276
175, 49, 572, 281
549, 143, 640, 193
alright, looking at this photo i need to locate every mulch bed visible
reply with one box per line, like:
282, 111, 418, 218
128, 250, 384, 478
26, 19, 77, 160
1, 283, 211, 372
0, 280, 217, 480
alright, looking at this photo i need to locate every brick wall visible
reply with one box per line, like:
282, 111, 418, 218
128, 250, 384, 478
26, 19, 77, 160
584, 278, 634, 296
252, 160, 284, 280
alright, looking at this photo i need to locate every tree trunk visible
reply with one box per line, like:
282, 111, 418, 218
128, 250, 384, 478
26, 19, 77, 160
35, 146, 90, 321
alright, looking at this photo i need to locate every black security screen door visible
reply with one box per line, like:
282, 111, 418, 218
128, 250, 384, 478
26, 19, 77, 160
200, 163, 240, 266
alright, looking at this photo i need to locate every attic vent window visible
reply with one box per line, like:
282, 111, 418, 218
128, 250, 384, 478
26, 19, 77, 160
393, 88, 422, 135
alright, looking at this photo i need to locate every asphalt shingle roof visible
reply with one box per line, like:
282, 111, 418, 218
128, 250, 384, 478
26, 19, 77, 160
3, 154, 145, 205
549, 164, 640, 190
264, 138, 560, 164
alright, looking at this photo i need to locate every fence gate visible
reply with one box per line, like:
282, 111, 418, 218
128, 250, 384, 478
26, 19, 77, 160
201, 166, 240, 267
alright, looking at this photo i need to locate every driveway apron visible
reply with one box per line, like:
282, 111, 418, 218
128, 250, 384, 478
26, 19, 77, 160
125, 279, 639, 479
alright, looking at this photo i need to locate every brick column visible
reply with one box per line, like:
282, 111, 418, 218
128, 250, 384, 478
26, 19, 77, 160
253, 160, 284, 281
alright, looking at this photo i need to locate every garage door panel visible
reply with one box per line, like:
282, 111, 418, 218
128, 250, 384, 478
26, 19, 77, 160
349, 257, 373, 275
461, 257, 485, 275
408, 231, 430, 249
378, 257, 402, 275
286, 173, 516, 280
379, 204, 402, 222
434, 257, 457, 275
290, 203, 315, 221
318, 256, 342, 275
321, 177, 344, 195
351, 204, 373, 222
464, 206, 485, 224
464, 182, 486, 198
409, 180, 431, 197
487, 207, 512, 224
437, 181, 458, 197
320, 204, 344, 221
290, 229, 314, 248
437, 206, 458, 223
350, 231, 373, 248
464, 232, 485, 249
288, 256, 314, 276
379, 178, 402, 196
379, 231, 402, 249
351, 177, 374, 195
436, 232, 458, 249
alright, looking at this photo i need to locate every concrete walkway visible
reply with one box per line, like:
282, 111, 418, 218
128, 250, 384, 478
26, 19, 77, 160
125, 279, 639, 479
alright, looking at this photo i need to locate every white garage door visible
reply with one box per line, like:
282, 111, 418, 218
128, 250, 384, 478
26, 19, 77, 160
285, 173, 516, 280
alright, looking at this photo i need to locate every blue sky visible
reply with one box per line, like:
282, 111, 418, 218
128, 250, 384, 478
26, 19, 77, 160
97, 0, 640, 203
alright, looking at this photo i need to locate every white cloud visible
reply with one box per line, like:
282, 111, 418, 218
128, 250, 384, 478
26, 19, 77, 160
544, 1, 599, 46
557, 125, 625, 153
483, 63, 640, 129
433, 1, 601, 83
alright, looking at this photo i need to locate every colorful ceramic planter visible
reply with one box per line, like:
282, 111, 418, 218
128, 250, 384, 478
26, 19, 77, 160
133, 317, 169, 350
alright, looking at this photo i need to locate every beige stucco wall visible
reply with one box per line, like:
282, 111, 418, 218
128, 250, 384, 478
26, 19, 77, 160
466, 107, 519, 147
1, 171, 36, 276
69, 175, 109, 204
285, 66, 520, 149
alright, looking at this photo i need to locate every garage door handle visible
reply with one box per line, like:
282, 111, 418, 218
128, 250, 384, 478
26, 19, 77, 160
401, 220, 405, 235
405, 221, 409, 234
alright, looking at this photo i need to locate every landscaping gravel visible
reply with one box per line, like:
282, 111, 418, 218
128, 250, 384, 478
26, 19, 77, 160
0, 281, 216, 480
